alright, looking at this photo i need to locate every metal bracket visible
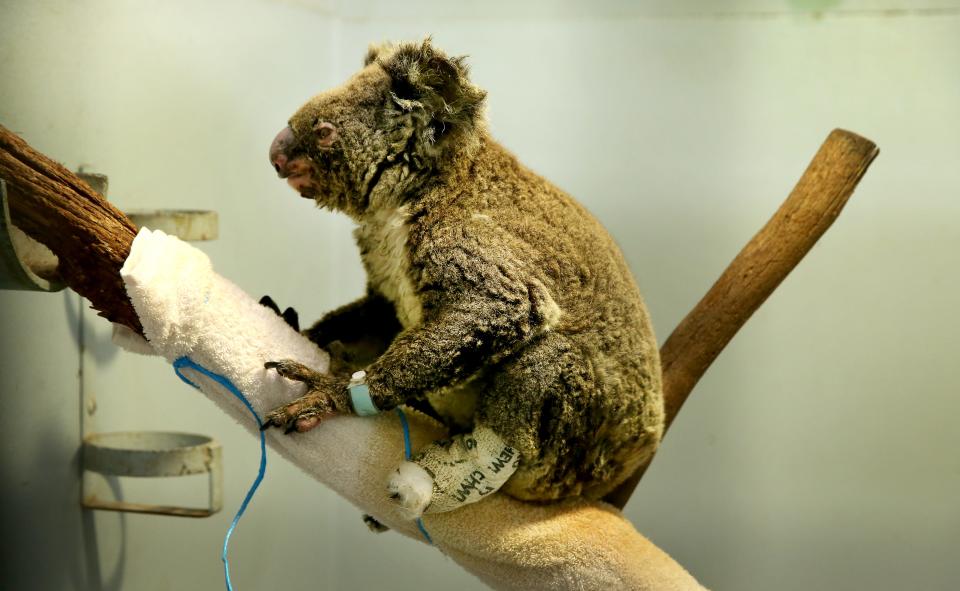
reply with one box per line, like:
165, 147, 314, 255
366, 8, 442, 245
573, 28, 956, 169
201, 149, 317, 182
125, 209, 218, 242
0, 167, 227, 517
82, 431, 223, 518
0, 178, 65, 291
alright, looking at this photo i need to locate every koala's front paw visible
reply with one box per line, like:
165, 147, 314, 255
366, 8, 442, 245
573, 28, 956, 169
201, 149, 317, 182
261, 391, 334, 433
262, 360, 348, 433
387, 461, 434, 519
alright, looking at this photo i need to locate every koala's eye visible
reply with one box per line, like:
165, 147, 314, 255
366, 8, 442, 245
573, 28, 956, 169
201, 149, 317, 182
314, 121, 337, 147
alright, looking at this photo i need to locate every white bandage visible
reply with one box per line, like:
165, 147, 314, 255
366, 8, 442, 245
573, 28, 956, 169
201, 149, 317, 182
414, 426, 520, 515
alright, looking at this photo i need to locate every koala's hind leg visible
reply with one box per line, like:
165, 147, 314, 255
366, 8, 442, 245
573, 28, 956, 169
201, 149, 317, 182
387, 425, 520, 517
477, 331, 657, 502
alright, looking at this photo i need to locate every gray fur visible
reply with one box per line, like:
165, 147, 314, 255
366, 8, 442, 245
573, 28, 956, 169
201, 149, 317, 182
265, 39, 664, 502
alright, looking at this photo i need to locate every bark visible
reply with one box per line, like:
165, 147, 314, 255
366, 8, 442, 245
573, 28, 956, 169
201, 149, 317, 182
0, 124, 141, 333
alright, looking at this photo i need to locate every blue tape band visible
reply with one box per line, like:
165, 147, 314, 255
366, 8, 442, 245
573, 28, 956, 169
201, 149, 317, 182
349, 383, 379, 417
173, 356, 266, 591
395, 407, 433, 545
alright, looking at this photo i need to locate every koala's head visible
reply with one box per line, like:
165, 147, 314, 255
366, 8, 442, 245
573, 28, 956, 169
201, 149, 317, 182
268, 39, 487, 217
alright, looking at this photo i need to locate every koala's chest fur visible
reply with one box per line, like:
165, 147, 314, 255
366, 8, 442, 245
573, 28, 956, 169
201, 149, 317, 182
355, 206, 423, 329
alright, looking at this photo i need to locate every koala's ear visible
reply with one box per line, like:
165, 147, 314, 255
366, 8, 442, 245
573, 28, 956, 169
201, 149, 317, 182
363, 41, 393, 67
377, 39, 486, 147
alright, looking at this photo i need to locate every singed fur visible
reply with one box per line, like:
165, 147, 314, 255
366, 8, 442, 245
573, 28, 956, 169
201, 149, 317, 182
274, 39, 664, 501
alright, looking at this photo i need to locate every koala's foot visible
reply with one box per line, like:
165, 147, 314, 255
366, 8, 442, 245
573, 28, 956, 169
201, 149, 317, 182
388, 461, 435, 519
258, 295, 300, 331
262, 360, 348, 433
387, 426, 521, 517
362, 514, 391, 533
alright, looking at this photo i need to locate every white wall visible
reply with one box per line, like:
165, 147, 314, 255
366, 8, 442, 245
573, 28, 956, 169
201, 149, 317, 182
1, 1, 958, 589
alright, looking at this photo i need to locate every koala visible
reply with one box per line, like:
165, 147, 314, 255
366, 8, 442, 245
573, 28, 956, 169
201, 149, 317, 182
262, 39, 664, 517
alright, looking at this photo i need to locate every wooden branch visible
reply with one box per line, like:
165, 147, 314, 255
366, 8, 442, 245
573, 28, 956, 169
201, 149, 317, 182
605, 129, 879, 509
0, 124, 141, 333
0, 123, 878, 512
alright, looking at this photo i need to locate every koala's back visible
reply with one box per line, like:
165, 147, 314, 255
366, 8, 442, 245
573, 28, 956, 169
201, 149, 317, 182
403, 139, 664, 501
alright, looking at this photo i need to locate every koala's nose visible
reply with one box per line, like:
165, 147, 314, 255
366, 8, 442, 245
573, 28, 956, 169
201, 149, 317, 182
269, 126, 295, 178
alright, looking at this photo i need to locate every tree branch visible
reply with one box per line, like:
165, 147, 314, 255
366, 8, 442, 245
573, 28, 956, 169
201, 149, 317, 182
0, 124, 141, 333
605, 129, 879, 509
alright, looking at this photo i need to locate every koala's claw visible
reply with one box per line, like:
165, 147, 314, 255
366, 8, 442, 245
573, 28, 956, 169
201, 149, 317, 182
262, 361, 348, 433
264, 359, 323, 385
259, 295, 281, 315
362, 514, 391, 534
258, 295, 300, 331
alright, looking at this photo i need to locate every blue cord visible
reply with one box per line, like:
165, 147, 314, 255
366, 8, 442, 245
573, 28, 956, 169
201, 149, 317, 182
171, 356, 433, 591
395, 407, 433, 545
173, 356, 266, 591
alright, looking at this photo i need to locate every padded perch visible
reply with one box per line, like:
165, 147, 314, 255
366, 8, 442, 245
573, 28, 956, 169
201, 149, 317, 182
117, 227, 704, 590
0, 124, 877, 589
